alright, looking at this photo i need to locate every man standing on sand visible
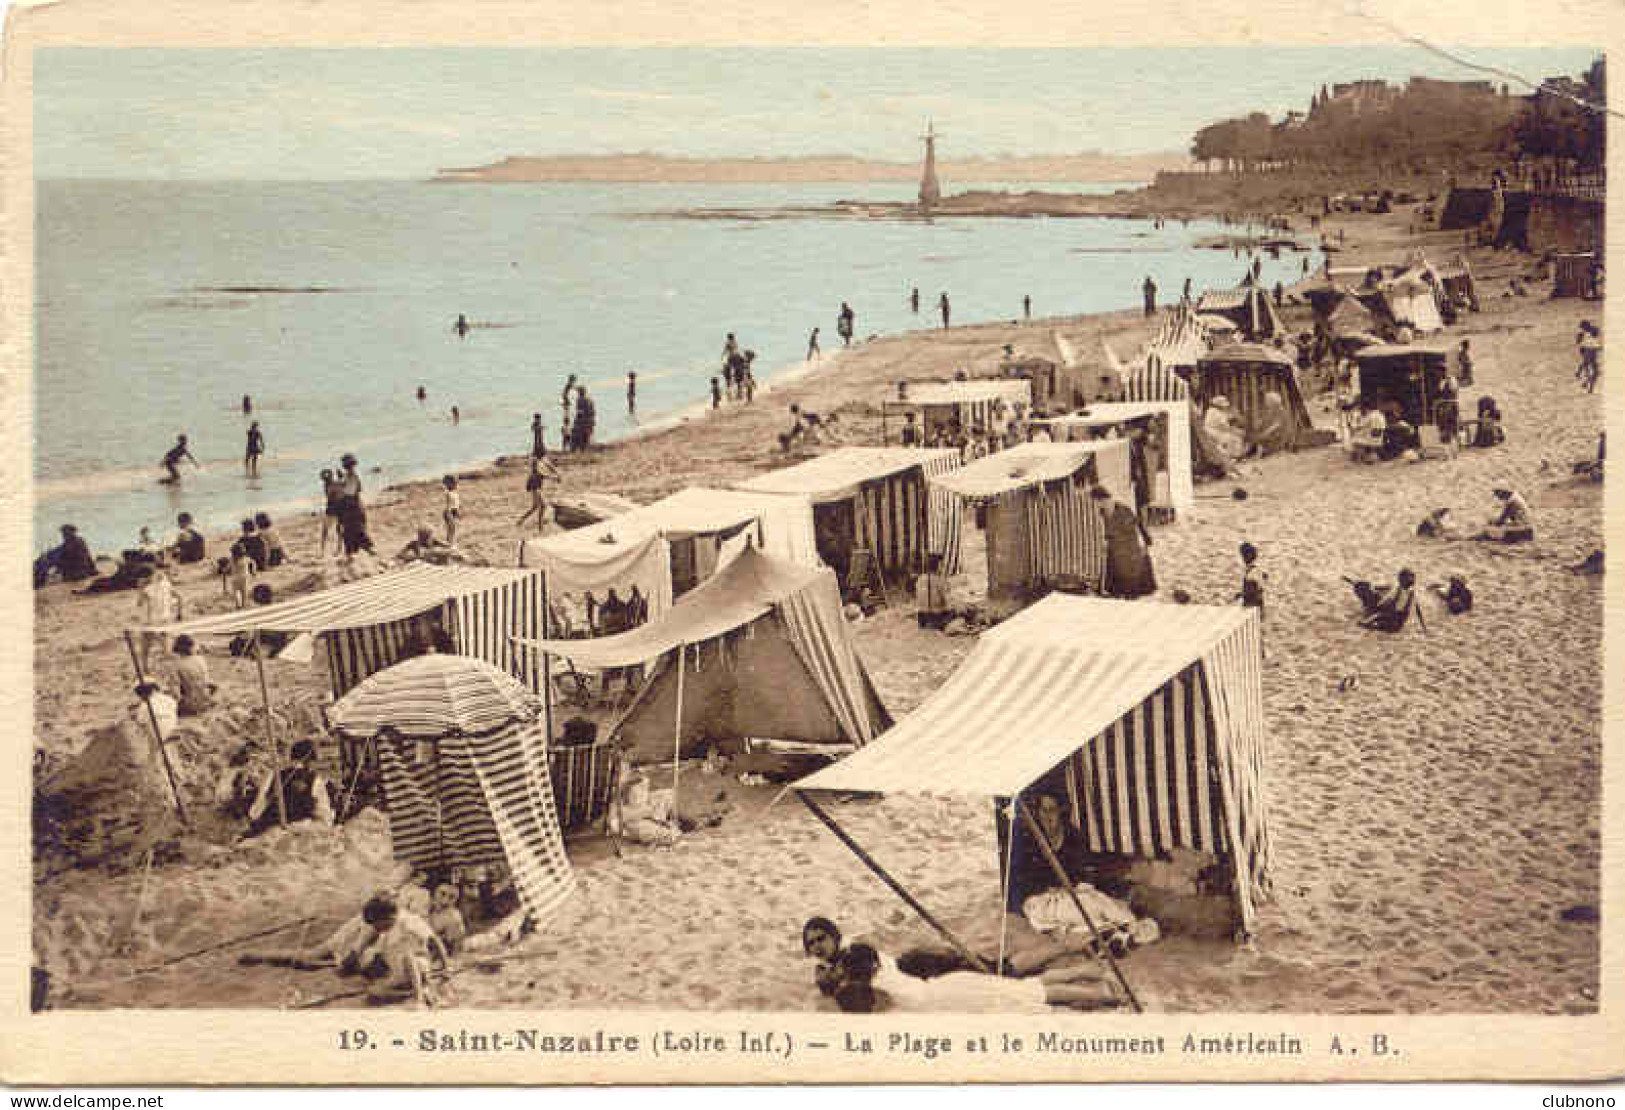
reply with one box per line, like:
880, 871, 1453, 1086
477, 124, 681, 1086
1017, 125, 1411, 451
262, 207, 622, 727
573, 386, 596, 451
938, 292, 951, 330
561, 374, 577, 451
1142, 276, 1157, 317
807, 328, 821, 361
626, 372, 638, 422
244, 421, 264, 478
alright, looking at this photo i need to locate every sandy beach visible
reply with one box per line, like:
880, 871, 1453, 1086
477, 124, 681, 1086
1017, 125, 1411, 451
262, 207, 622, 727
31, 204, 1604, 1015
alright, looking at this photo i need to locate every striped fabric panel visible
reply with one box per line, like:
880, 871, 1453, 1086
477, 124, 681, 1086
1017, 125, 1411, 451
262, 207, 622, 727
326, 614, 434, 697
456, 725, 576, 924
1066, 664, 1224, 858
376, 739, 448, 870
916, 451, 965, 576
855, 472, 929, 575
1025, 482, 1106, 591
1197, 366, 1312, 444
1197, 615, 1273, 933
1123, 363, 1191, 403
775, 572, 882, 745
549, 741, 618, 831
146, 563, 544, 636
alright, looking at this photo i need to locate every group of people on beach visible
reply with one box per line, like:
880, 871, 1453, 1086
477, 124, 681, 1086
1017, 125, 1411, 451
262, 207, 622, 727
558, 374, 598, 452
714, 333, 758, 409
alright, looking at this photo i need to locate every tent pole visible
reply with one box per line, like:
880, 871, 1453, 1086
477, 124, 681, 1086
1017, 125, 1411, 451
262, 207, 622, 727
997, 794, 1017, 976
252, 629, 289, 828
797, 790, 993, 975
672, 644, 686, 811
122, 631, 188, 823
1014, 797, 1141, 1013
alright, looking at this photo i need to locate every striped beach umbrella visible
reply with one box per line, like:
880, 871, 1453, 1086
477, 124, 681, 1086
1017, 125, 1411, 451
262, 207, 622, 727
327, 653, 542, 740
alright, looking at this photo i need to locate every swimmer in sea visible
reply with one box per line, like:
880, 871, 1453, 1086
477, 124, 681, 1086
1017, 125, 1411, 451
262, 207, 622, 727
161, 434, 200, 483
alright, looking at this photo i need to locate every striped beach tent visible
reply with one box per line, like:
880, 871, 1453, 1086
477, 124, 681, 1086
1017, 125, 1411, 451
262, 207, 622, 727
795, 595, 1272, 939
140, 563, 549, 697
522, 487, 819, 625
520, 548, 890, 767
930, 441, 1129, 599
1032, 401, 1195, 516
734, 447, 965, 577
1193, 343, 1315, 450
904, 379, 1032, 440
332, 655, 575, 924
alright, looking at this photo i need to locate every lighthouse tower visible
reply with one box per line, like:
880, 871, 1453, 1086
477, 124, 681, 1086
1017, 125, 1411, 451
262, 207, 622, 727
918, 121, 942, 212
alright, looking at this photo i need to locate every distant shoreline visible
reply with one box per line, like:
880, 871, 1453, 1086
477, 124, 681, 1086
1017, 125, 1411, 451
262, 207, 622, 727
432, 152, 1186, 184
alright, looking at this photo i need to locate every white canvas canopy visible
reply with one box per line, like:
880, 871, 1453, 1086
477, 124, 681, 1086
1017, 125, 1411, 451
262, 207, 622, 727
795, 594, 1273, 936
1031, 402, 1194, 514
521, 548, 891, 766
520, 486, 818, 626
929, 440, 1132, 506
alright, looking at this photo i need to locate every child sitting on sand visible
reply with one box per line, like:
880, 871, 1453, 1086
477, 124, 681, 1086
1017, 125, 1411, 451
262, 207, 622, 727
1473, 488, 1534, 543
428, 884, 468, 955
255, 512, 288, 567
1353, 569, 1426, 634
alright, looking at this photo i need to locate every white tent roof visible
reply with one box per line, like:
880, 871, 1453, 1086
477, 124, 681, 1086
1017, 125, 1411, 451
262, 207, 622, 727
795, 595, 1253, 798
734, 447, 960, 504
904, 380, 1032, 407
928, 440, 1130, 502
1030, 402, 1194, 512
137, 563, 542, 636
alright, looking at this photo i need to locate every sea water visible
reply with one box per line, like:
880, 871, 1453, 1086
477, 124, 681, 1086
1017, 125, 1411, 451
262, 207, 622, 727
34, 179, 1308, 552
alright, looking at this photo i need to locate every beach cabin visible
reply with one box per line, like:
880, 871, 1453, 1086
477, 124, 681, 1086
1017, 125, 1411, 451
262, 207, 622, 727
132, 563, 564, 813
1552, 253, 1600, 299
793, 596, 1273, 952
328, 654, 577, 925
521, 548, 891, 771
1354, 343, 1453, 430
929, 440, 1132, 601
886, 379, 1032, 444
1378, 268, 1444, 334
1193, 343, 1316, 451
1195, 281, 1286, 342
521, 486, 818, 635
732, 447, 965, 581
1030, 400, 1194, 520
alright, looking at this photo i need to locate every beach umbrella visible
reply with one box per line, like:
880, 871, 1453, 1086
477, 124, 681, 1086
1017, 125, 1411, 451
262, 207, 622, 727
327, 653, 541, 740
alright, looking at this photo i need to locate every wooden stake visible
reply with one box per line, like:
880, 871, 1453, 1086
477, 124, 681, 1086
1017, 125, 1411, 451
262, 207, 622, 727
122, 631, 188, 823
797, 790, 993, 974
251, 629, 288, 828
672, 643, 686, 808
1015, 797, 1141, 1012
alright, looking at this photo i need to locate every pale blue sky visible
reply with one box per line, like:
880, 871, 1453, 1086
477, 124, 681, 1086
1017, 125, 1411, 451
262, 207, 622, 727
34, 45, 1600, 179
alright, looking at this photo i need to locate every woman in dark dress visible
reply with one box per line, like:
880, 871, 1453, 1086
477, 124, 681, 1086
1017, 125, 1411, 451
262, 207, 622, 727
1092, 486, 1156, 599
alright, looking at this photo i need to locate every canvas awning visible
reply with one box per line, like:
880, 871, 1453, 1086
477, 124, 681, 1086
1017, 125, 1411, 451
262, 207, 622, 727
519, 546, 830, 670
1033, 402, 1194, 512
903, 380, 1032, 407
734, 447, 960, 504
929, 440, 1131, 503
137, 563, 543, 636
1200, 342, 1295, 367
795, 596, 1253, 798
